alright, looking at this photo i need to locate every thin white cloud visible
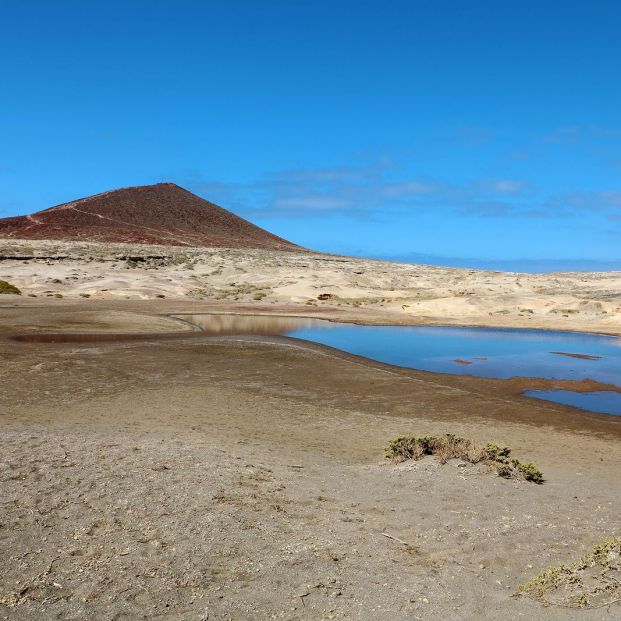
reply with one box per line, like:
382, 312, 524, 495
488, 180, 528, 194
181, 161, 620, 221
546, 190, 621, 214
381, 181, 430, 197
542, 125, 581, 144
274, 197, 352, 210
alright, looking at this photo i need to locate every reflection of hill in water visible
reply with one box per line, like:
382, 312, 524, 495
175, 314, 327, 336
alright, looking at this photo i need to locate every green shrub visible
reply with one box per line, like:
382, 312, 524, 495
517, 537, 621, 608
482, 442, 511, 461
386, 434, 543, 483
496, 464, 513, 478
516, 461, 544, 484
0, 280, 21, 295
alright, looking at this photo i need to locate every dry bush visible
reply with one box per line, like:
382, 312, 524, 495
385, 434, 543, 483
516, 537, 621, 608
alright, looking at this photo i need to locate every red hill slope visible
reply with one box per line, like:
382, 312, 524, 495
0, 183, 301, 250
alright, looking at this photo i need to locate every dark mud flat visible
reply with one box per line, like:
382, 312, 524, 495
551, 351, 603, 360
11, 331, 195, 343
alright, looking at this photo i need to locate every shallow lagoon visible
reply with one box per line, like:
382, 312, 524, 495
186, 315, 621, 416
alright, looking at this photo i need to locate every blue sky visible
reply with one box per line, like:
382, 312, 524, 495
1, 1, 620, 271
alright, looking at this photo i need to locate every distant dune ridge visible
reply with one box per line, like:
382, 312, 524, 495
0, 182, 301, 250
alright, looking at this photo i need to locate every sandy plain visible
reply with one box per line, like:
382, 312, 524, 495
2, 238, 621, 335
1, 240, 621, 620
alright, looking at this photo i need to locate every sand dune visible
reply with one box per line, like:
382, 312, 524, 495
2, 238, 621, 335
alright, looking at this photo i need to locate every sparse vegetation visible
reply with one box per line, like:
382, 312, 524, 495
0, 279, 21, 295
385, 434, 544, 483
213, 282, 270, 300
188, 287, 208, 298
315, 292, 381, 307
164, 253, 191, 266
516, 537, 621, 608
515, 461, 544, 483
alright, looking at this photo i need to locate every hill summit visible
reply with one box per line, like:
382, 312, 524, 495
0, 182, 301, 250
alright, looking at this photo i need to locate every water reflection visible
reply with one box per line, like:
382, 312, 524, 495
173, 314, 328, 336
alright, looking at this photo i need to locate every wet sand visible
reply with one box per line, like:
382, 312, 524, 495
1, 301, 620, 619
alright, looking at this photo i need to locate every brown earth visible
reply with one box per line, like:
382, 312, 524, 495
0, 183, 301, 250
1, 301, 621, 620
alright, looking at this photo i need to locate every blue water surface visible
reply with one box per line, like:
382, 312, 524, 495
522, 390, 621, 416
286, 324, 621, 385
